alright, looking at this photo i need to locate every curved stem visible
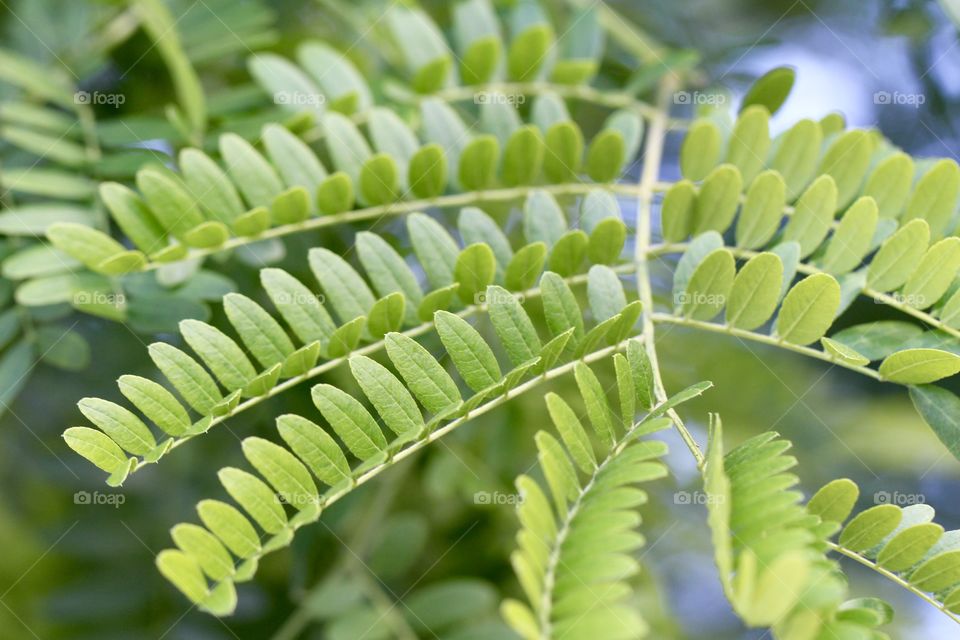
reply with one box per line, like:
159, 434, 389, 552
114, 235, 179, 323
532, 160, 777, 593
651, 313, 881, 380
139, 183, 653, 272
827, 541, 960, 625
633, 77, 705, 466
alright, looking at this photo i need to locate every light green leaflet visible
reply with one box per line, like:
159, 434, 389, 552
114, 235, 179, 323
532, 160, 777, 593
63, 427, 127, 474
839, 505, 903, 552
218, 467, 288, 534
681, 249, 735, 321
260, 268, 336, 346
322, 112, 373, 186
505, 242, 547, 291
540, 271, 585, 342
741, 66, 795, 115
673, 231, 724, 301
171, 524, 233, 581
408, 213, 460, 290
455, 243, 496, 304
781, 174, 838, 258
680, 119, 722, 181
544, 393, 596, 472
219, 133, 284, 209
725, 105, 770, 184
901, 237, 960, 310
775, 274, 841, 345
242, 437, 318, 508
196, 499, 261, 558
311, 384, 387, 459
866, 219, 930, 292
136, 167, 205, 240
224, 293, 295, 368
820, 196, 878, 274
726, 252, 783, 330
309, 248, 375, 323
523, 189, 567, 249
349, 355, 425, 436
548, 230, 587, 276
806, 478, 859, 524
910, 385, 960, 462
277, 415, 351, 487
384, 333, 461, 415
734, 170, 786, 249
181, 317, 255, 391
692, 164, 742, 235
501, 125, 544, 186
262, 124, 327, 198
903, 159, 960, 237
587, 265, 627, 323
458, 135, 500, 191
661, 180, 696, 243
769, 118, 822, 199
434, 311, 501, 392
458, 208, 513, 278
820, 337, 870, 366
862, 151, 914, 218
148, 342, 223, 414
117, 374, 191, 436
818, 129, 873, 208
879, 349, 960, 384
486, 285, 541, 366
356, 232, 423, 326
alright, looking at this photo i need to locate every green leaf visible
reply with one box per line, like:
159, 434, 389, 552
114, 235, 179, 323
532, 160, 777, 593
261, 269, 335, 347
317, 172, 355, 215
879, 349, 960, 384
385, 333, 461, 415
156, 550, 208, 607
735, 170, 786, 249
661, 180, 697, 243
782, 175, 838, 258
587, 265, 627, 323
486, 285, 541, 366
262, 124, 327, 199
98, 182, 167, 253
297, 41, 373, 112
242, 437, 318, 508
78, 397, 157, 455
573, 362, 616, 447
350, 355, 425, 437
830, 321, 923, 362
136, 167, 205, 240
839, 505, 902, 552
693, 164, 743, 235
863, 151, 914, 219
543, 121, 584, 183
183, 222, 229, 250
458, 135, 499, 191
901, 237, 960, 309
673, 232, 724, 301
545, 393, 595, 472
46, 223, 127, 273
417, 285, 458, 323
585, 129, 626, 182
821, 196, 879, 274
458, 208, 513, 279
63, 427, 128, 474
356, 232, 423, 326
818, 129, 874, 208
322, 113, 372, 186
820, 337, 870, 366
726, 252, 783, 330
548, 230, 588, 277
770, 119, 822, 199
408, 144, 448, 199
219, 133, 284, 208
118, 375, 190, 437
740, 66, 795, 115
680, 119, 722, 181
806, 478, 859, 524
367, 293, 406, 339
775, 274, 841, 345
309, 248, 375, 324
172, 523, 234, 580
502, 125, 545, 187
218, 467, 288, 534
725, 106, 770, 184
359, 154, 399, 206
180, 319, 256, 391
508, 24, 553, 81
455, 243, 496, 304
197, 499, 261, 558
224, 293, 295, 368
505, 242, 547, 291
434, 311, 501, 393
866, 219, 930, 292
903, 159, 960, 237
232, 207, 270, 237
277, 415, 350, 487
910, 385, 960, 462
523, 190, 567, 249
327, 317, 366, 358
148, 343, 223, 415
878, 523, 944, 572
179, 149, 245, 225
311, 384, 387, 459
461, 36, 501, 85
682, 248, 735, 320
587, 217, 627, 265
540, 272, 584, 343
408, 213, 459, 290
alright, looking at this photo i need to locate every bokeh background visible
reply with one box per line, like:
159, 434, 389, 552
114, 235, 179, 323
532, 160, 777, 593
1, 0, 959, 638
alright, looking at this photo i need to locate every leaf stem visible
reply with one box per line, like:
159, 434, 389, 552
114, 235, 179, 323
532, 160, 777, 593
633, 78, 705, 466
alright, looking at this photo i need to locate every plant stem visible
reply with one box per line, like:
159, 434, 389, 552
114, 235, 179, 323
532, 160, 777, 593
633, 77, 705, 466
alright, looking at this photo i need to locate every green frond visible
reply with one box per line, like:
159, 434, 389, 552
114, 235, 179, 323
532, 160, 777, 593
704, 418, 895, 638
501, 359, 711, 640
